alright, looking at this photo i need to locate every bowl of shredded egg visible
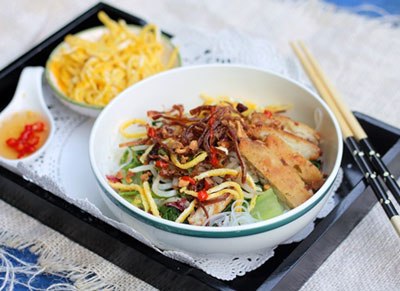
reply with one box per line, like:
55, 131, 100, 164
89, 65, 343, 254
45, 11, 180, 117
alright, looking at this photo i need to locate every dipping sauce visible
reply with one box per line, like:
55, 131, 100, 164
0, 111, 49, 159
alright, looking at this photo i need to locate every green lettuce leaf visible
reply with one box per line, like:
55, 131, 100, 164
159, 205, 181, 221
250, 188, 285, 220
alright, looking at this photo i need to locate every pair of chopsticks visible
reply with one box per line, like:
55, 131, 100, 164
290, 41, 400, 237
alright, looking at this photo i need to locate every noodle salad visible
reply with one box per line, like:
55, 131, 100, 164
107, 98, 324, 227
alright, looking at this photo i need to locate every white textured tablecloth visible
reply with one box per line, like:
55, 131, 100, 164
1, 0, 400, 290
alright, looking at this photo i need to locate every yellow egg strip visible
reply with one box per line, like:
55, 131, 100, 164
108, 182, 142, 192
207, 181, 243, 196
207, 189, 239, 201
119, 118, 147, 139
264, 104, 293, 113
179, 187, 198, 198
171, 151, 208, 169
108, 182, 149, 212
244, 174, 257, 190
179, 179, 245, 212
140, 191, 150, 213
206, 189, 242, 212
175, 200, 197, 223
143, 181, 160, 217
207, 182, 244, 211
249, 195, 257, 211
194, 168, 239, 181
200, 94, 215, 105
50, 11, 179, 107
200, 95, 292, 116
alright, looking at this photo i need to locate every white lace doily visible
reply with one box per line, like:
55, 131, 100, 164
15, 28, 343, 281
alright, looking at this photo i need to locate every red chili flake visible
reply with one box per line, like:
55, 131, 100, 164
25, 145, 36, 154
210, 148, 219, 167
147, 127, 156, 138
264, 110, 272, 118
15, 141, 25, 152
5, 121, 45, 158
27, 136, 40, 146
181, 176, 196, 185
6, 138, 18, 147
17, 151, 27, 159
20, 128, 33, 141
155, 160, 169, 168
24, 124, 33, 132
32, 121, 45, 132
197, 190, 208, 202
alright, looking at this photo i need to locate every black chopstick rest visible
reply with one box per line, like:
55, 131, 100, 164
346, 137, 399, 218
359, 138, 400, 205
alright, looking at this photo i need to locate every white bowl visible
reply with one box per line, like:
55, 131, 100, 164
89, 65, 343, 254
45, 25, 181, 117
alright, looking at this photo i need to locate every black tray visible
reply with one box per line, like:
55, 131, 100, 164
1, 3, 399, 291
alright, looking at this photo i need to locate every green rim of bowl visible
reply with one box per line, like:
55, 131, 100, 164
94, 173, 336, 238
45, 25, 182, 111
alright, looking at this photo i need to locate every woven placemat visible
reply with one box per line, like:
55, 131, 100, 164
0, 200, 156, 290
301, 199, 400, 290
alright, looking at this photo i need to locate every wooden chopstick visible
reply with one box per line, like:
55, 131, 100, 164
290, 41, 400, 237
296, 42, 400, 207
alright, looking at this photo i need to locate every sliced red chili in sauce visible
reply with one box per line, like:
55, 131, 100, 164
197, 190, 208, 202
147, 127, 156, 138
263, 110, 272, 118
6, 121, 45, 158
181, 176, 196, 185
155, 160, 169, 168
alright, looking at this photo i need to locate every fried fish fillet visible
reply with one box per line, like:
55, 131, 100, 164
250, 112, 320, 144
188, 194, 233, 226
248, 125, 321, 160
239, 138, 312, 208
263, 135, 324, 190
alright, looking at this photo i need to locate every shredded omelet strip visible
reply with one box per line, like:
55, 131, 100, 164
171, 152, 208, 169
143, 181, 160, 217
49, 11, 179, 106
175, 200, 197, 223
194, 168, 239, 181
119, 119, 147, 139
207, 182, 244, 212
108, 182, 149, 212
249, 195, 258, 211
179, 187, 198, 197
200, 94, 292, 116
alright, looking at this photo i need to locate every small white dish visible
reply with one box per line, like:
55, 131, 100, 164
89, 65, 343, 254
45, 25, 181, 117
0, 67, 55, 174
